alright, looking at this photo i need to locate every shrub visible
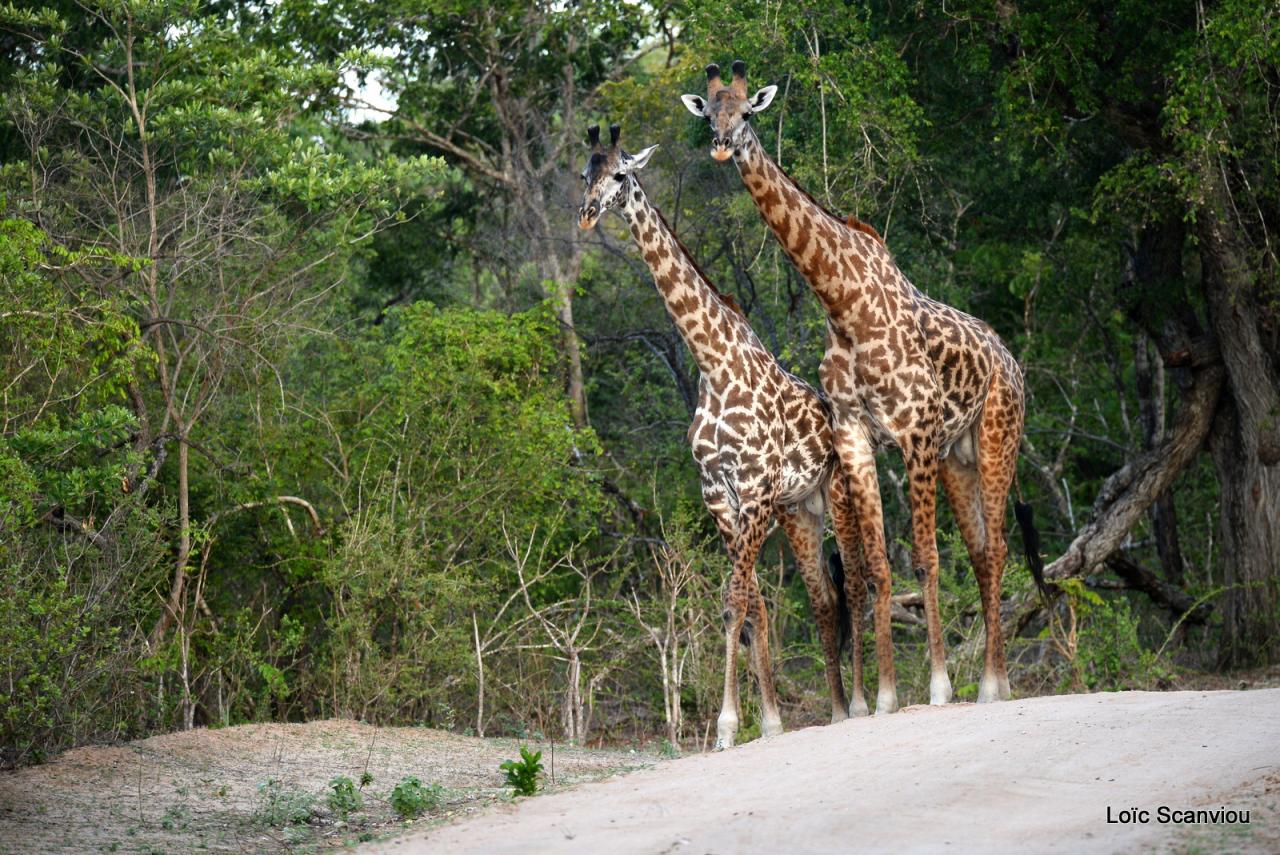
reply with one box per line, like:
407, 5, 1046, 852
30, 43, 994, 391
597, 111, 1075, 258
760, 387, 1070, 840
389, 776, 443, 819
326, 775, 363, 818
252, 779, 316, 826
500, 747, 543, 796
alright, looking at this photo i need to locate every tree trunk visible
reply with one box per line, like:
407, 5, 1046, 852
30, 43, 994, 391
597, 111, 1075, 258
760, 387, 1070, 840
152, 434, 191, 644
1043, 359, 1224, 583
1208, 400, 1280, 665
553, 278, 589, 428
1198, 167, 1280, 666
527, 182, 589, 429
1135, 333, 1186, 584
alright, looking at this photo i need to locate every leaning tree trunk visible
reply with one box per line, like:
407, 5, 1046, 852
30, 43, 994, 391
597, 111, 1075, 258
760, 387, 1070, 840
1198, 173, 1280, 666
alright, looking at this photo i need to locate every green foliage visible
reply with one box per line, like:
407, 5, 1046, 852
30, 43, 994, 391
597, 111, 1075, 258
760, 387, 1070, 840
389, 776, 442, 819
307, 303, 605, 723
499, 747, 543, 796
1054, 580, 1167, 693
0, 0, 1270, 770
326, 775, 363, 818
253, 779, 317, 827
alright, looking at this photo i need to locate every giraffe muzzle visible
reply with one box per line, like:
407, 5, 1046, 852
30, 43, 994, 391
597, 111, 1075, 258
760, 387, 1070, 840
578, 205, 600, 230
710, 138, 734, 161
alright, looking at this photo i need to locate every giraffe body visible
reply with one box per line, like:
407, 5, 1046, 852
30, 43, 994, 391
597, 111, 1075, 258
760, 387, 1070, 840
578, 125, 870, 746
684, 63, 1026, 709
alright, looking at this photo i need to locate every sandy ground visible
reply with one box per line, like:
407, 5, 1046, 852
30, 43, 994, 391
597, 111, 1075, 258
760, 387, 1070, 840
0, 720, 655, 853
367, 690, 1280, 855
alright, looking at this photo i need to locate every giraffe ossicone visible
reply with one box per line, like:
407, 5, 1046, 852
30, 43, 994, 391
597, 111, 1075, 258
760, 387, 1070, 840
578, 122, 876, 745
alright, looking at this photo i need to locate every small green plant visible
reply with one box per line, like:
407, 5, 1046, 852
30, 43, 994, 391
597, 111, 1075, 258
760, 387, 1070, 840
359, 771, 374, 787
327, 775, 363, 818
159, 804, 190, 831
389, 776, 443, 819
252, 778, 316, 826
500, 746, 543, 796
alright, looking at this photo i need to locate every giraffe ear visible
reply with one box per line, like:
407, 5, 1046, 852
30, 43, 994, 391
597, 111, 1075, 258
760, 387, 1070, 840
626, 144, 659, 171
748, 85, 777, 113
680, 94, 707, 117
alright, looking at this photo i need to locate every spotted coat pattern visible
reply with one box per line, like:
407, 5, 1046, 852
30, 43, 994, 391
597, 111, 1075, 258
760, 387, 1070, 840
686, 63, 1026, 709
578, 126, 871, 745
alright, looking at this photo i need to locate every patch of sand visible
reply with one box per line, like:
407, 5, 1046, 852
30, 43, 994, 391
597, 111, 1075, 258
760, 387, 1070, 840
0, 719, 655, 853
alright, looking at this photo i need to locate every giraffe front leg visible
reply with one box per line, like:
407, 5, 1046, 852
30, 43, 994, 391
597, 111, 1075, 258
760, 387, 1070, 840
833, 422, 898, 715
715, 501, 773, 749
905, 444, 952, 706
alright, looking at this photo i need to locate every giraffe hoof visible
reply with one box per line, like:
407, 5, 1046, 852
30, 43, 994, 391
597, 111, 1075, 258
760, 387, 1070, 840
875, 687, 899, 715
930, 672, 953, 705
848, 698, 870, 718
830, 707, 850, 724
978, 672, 1011, 703
716, 713, 738, 750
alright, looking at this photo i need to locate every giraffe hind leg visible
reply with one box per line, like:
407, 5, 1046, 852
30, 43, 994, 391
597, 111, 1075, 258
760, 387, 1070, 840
975, 378, 1023, 702
781, 506, 849, 724
940, 453, 1002, 701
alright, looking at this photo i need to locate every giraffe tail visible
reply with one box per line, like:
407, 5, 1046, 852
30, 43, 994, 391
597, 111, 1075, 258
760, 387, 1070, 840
826, 550, 851, 655
1013, 500, 1049, 598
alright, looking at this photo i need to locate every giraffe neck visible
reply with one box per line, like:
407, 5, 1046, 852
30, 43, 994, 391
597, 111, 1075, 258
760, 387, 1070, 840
734, 128, 876, 315
619, 179, 758, 378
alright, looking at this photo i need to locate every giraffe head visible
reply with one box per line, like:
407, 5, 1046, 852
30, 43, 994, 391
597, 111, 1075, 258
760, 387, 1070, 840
681, 60, 777, 161
577, 123, 659, 230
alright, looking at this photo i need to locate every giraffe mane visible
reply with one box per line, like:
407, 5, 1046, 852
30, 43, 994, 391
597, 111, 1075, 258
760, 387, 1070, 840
650, 203, 746, 319
846, 216, 884, 245
768, 156, 885, 247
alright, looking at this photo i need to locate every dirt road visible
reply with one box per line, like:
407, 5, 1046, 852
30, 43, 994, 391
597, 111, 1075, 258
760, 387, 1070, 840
367, 690, 1280, 854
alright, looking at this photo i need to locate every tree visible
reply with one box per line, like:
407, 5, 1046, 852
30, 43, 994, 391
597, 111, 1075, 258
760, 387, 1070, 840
966, 0, 1279, 663
2, 0, 439, 650
281, 0, 658, 428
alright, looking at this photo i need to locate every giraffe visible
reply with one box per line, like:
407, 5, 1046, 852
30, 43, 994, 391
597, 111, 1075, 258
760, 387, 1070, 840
682, 61, 1027, 710
577, 123, 874, 747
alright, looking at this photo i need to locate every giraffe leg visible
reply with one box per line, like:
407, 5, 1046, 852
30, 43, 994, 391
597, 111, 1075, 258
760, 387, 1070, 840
716, 501, 775, 749
833, 421, 898, 715
827, 469, 869, 717
975, 378, 1024, 702
780, 505, 849, 724
940, 454, 998, 700
746, 584, 784, 738
903, 443, 952, 705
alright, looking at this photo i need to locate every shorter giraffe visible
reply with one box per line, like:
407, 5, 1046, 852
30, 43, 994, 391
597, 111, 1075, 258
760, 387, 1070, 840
578, 124, 873, 746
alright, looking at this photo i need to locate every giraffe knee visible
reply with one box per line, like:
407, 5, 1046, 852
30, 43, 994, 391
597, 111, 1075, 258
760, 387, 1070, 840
723, 607, 753, 646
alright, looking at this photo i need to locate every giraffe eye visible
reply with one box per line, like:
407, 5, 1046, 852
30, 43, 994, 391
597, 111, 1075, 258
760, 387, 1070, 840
613, 172, 626, 182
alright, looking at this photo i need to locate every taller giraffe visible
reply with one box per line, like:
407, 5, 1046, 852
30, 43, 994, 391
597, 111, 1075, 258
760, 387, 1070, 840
683, 62, 1027, 709
577, 123, 874, 747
